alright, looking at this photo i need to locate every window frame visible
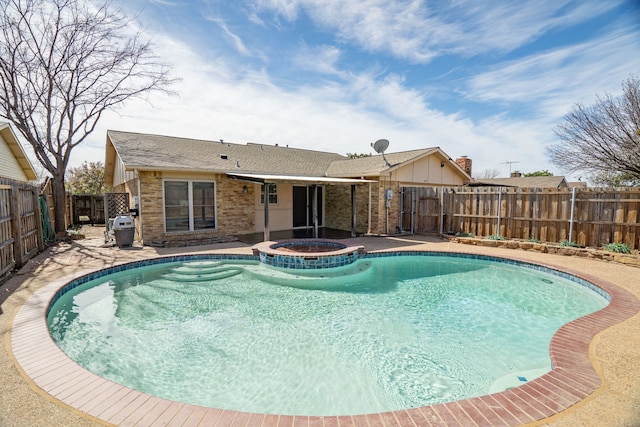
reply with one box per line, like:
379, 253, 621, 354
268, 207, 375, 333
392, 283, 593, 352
162, 179, 217, 233
260, 183, 278, 204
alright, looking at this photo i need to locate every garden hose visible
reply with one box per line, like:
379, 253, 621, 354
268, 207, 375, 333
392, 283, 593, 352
40, 196, 56, 243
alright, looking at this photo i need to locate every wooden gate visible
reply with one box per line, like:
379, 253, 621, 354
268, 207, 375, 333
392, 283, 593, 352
0, 178, 43, 280
73, 195, 106, 224
400, 187, 440, 233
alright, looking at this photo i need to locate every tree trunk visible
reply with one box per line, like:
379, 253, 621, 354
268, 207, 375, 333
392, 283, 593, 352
52, 172, 67, 235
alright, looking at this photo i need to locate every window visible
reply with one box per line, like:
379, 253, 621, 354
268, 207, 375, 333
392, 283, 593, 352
164, 180, 216, 232
260, 183, 278, 204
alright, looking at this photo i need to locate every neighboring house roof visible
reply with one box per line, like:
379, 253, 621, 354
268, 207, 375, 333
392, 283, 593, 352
105, 130, 470, 184
567, 181, 588, 188
0, 122, 37, 181
471, 176, 568, 188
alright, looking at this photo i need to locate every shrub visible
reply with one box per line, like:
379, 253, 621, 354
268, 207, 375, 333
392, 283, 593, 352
456, 232, 474, 238
559, 240, 580, 247
486, 234, 505, 240
528, 238, 541, 243
603, 243, 631, 253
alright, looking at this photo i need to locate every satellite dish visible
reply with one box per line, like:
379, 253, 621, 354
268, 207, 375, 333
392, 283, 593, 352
371, 138, 389, 154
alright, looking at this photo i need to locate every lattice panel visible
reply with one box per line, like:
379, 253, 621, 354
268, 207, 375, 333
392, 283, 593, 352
104, 193, 130, 225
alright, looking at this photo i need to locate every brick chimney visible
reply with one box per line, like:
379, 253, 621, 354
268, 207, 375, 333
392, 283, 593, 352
510, 171, 522, 178
456, 156, 472, 176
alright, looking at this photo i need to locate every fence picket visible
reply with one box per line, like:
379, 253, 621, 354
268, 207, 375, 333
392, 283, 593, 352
435, 186, 640, 249
0, 178, 43, 281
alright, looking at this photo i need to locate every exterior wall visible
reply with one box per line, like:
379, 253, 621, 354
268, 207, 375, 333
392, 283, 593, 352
135, 171, 255, 245
395, 155, 465, 186
373, 179, 401, 235
324, 180, 397, 236
113, 153, 469, 242
253, 182, 295, 232
324, 185, 370, 234
0, 133, 29, 182
112, 156, 134, 189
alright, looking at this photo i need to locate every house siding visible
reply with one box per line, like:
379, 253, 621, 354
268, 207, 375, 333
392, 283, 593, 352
395, 156, 465, 186
135, 171, 254, 245
253, 183, 295, 232
0, 132, 29, 182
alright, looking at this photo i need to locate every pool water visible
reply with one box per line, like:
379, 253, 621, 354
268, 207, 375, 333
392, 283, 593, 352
47, 255, 608, 416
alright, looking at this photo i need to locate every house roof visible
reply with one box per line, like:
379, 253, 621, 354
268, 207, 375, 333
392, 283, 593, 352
226, 172, 376, 184
106, 130, 346, 179
0, 122, 37, 181
105, 130, 469, 185
324, 148, 442, 177
472, 176, 568, 188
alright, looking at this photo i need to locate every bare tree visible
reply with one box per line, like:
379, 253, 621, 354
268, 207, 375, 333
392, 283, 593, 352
473, 168, 501, 179
0, 0, 175, 234
547, 76, 640, 185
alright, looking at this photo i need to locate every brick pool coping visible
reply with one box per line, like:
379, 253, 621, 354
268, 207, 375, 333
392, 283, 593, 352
9, 252, 640, 427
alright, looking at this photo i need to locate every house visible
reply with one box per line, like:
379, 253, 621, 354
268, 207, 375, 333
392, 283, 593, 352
0, 122, 37, 182
471, 172, 570, 188
104, 130, 471, 245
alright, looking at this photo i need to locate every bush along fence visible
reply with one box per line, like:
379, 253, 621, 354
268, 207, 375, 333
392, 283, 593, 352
0, 178, 44, 280
438, 187, 640, 250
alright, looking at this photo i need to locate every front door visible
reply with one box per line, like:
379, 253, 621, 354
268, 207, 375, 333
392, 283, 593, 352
292, 185, 323, 228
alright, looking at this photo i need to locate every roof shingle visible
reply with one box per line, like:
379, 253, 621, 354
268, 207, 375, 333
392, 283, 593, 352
107, 130, 346, 176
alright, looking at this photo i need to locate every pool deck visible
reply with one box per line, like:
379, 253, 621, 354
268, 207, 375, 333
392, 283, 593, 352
1, 231, 640, 426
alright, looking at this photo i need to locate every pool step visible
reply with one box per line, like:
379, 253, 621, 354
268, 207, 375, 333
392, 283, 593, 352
246, 260, 374, 290
170, 264, 227, 275
163, 265, 243, 282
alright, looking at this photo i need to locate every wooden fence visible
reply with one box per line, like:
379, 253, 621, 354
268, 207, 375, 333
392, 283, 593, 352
0, 178, 44, 280
439, 187, 640, 249
40, 177, 73, 232
73, 195, 106, 225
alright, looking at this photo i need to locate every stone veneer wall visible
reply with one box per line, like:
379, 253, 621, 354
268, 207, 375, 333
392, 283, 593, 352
135, 171, 255, 245
324, 180, 401, 236
324, 185, 370, 233
374, 181, 401, 235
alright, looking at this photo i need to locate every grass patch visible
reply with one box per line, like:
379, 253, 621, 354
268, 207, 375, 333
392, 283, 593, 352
559, 240, 580, 247
456, 232, 474, 238
603, 243, 631, 253
486, 234, 505, 240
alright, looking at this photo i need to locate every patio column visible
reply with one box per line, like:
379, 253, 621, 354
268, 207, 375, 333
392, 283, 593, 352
351, 184, 357, 237
263, 183, 270, 241
311, 184, 318, 238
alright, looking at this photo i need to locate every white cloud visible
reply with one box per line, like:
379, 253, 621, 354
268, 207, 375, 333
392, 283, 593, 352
250, 0, 623, 63
465, 25, 640, 118
292, 42, 342, 75
71, 38, 546, 181
67, 0, 637, 183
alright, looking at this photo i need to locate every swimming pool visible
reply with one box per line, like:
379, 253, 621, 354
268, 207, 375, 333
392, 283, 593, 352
46, 252, 608, 417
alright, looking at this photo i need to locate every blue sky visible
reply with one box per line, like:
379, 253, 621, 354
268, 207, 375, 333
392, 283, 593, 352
71, 0, 640, 179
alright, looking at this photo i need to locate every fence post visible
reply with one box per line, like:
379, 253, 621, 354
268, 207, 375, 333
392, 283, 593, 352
34, 187, 44, 251
9, 183, 25, 267
497, 187, 503, 236
436, 187, 444, 236
411, 187, 416, 234
569, 186, 577, 243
